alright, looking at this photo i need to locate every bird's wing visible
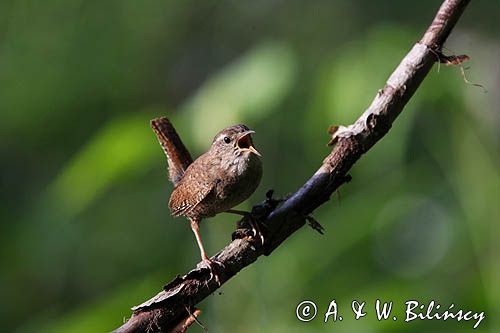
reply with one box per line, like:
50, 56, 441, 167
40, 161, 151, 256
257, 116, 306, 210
168, 159, 216, 217
151, 117, 193, 186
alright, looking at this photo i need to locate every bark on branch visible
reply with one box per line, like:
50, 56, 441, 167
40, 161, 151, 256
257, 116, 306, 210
113, 0, 471, 331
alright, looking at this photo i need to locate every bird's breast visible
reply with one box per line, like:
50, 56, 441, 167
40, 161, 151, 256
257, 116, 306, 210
214, 153, 262, 209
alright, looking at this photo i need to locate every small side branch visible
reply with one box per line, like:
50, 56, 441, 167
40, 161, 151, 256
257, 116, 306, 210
113, 0, 471, 332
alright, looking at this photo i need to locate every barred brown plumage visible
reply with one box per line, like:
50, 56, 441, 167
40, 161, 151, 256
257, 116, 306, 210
152, 119, 262, 284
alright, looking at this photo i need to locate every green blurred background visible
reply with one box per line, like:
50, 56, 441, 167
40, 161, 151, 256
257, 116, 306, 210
1, 1, 498, 332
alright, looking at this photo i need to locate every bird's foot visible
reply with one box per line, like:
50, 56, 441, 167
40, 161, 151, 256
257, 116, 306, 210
202, 257, 225, 286
248, 216, 265, 245
227, 210, 265, 245
228, 190, 288, 244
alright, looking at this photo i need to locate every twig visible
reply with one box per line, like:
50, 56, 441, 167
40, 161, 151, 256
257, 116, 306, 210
113, 1, 471, 332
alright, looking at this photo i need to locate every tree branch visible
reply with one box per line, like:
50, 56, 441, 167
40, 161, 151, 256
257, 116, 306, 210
113, 0, 471, 332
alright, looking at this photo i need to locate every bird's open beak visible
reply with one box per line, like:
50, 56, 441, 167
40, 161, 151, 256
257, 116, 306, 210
237, 130, 261, 156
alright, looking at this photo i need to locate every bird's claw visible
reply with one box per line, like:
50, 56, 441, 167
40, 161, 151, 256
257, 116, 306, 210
248, 217, 265, 246
228, 210, 265, 245
202, 257, 225, 286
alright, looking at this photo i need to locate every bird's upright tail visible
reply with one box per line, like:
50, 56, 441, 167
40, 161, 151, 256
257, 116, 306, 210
150, 117, 193, 186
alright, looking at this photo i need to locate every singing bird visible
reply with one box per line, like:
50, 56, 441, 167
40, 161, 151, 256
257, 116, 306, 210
151, 118, 262, 281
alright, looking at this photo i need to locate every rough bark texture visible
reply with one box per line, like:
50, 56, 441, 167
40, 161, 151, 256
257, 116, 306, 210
113, 0, 471, 332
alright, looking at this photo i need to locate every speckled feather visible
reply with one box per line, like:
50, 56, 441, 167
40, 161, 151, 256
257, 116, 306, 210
168, 125, 262, 221
168, 152, 217, 217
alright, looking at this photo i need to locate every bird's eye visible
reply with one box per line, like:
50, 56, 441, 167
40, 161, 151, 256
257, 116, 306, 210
223, 136, 231, 144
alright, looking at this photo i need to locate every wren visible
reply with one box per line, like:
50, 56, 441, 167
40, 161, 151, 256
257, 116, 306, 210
160, 123, 263, 281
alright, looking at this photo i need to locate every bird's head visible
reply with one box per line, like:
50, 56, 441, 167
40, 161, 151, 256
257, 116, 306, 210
211, 124, 261, 158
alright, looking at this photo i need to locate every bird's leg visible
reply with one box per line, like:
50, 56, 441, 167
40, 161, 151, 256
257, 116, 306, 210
226, 209, 264, 245
189, 219, 222, 285
226, 209, 248, 216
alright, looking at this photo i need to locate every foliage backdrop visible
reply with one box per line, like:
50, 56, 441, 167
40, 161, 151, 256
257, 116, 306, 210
1, 1, 498, 332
